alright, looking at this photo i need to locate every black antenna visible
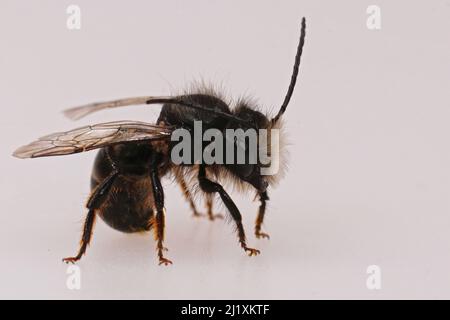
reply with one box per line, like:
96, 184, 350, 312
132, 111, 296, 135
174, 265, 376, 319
272, 17, 306, 123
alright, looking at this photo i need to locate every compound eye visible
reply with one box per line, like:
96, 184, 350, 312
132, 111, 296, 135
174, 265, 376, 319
237, 164, 254, 178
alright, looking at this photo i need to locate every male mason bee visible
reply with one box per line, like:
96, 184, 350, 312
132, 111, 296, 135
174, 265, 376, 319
13, 18, 306, 265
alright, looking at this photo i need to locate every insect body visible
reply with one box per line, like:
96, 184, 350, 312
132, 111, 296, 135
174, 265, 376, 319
13, 18, 306, 265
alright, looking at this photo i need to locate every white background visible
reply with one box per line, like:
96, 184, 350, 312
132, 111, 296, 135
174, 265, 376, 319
1, 0, 450, 299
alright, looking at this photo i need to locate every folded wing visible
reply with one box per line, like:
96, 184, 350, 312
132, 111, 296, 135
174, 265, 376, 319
13, 120, 173, 159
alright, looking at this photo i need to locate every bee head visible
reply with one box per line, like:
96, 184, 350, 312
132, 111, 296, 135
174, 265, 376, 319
225, 103, 273, 192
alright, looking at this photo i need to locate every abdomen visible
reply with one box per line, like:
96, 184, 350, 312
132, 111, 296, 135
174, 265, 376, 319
91, 149, 155, 233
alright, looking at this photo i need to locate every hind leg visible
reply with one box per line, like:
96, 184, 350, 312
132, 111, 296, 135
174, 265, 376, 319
63, 169, 119, 263
150, 156, 172, 266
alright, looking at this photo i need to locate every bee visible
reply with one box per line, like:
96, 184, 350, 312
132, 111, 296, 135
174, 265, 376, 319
13, 18, 306, 265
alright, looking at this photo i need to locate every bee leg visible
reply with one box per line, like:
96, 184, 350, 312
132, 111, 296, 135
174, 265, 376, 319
63, 169, 119, 264
176, 173, 202, 217
150, 159, 172, 266
205, 194, 224, 221
198, 165, 260, 256
176, 171, 223, 220
255, 191, 270, 239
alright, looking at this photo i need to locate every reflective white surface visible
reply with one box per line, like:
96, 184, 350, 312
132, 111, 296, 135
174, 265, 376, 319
1, 0, 450, 299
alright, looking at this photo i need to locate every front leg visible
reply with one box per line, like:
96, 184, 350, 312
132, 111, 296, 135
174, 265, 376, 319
150, 159, 172, 266
198, 165, 259, 256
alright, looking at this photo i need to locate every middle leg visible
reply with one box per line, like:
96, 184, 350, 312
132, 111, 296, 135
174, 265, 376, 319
176, 173, 201, 217
204, 193, 224, 221
176, 170, 223, 221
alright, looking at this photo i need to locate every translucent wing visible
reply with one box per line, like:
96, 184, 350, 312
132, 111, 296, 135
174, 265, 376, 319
13, 120, 173, 159
63, 96, 164, 120
64, 96, 249, 124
